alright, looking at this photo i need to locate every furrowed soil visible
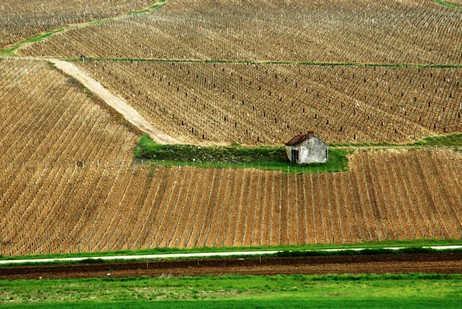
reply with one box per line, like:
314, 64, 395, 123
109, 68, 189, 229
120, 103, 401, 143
1, 148, 461, 256
1, 1, 461, 260
1, 253, 461, 280
19, 0, 462, 65
75, 61, 462, 145
0, 0, 152, 49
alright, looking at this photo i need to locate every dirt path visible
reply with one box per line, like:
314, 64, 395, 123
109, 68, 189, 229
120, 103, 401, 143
49, 59, 180, 144
2, 253, 461, 279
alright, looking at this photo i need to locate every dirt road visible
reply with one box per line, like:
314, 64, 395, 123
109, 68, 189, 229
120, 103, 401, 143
49, 59, 181, 144
2, 253, 461, 280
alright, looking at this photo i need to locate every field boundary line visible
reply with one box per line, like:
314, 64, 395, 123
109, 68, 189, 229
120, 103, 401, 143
434, 0, 462, 10
6, 56, 462, 69
49, 59, 180, 144
0, 0, 168, 56
65, 57, 462, 69
1, 246, 461, 265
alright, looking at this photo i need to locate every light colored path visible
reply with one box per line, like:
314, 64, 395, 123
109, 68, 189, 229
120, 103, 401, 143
1, 246, 460, 265
49, 59, 180, 144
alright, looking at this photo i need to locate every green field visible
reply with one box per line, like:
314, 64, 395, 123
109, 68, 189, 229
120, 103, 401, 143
1, 274, 461, 308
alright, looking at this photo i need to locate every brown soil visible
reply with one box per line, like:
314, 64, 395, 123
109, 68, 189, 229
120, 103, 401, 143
49, 59, 180, 144
2, 253, 461, 280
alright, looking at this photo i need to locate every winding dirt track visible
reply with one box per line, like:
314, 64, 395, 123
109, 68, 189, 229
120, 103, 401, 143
2, 253, 461, 279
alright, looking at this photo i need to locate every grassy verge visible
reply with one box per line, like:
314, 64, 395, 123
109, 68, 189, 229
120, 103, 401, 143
274, 247, 462, 257
1, 239, 460, 262
128, 0, 166, 15
2, 247, 461, 268
0, 29, 65, 56
410, 133, 462, 148
331, 133, 462, 148
1, 274, 461, 308
0, 1, 167, 56
134, 134, 349, 173
434, 0, 461, 9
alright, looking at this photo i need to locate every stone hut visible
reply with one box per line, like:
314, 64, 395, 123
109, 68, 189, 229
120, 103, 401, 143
284, 131, 328, 164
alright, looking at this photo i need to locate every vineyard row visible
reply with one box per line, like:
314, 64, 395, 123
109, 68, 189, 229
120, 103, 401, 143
0, 59, 138, 164
19, 0, 462, 65
0, 149, 460, 256
78, 61, 462, 144
0, 0, 153, 49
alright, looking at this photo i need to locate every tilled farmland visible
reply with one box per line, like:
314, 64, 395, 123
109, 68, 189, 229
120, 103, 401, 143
0, 0, 461, 264
77, 61, 462, 144
18, 0, 462, 65
0, 0, 152, 49
1, 149, 460, 256
2, 253, 462, 279
0, 59, 139, 163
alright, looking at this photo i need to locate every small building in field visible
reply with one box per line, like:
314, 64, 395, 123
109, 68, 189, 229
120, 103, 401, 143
284, 131, 328, 164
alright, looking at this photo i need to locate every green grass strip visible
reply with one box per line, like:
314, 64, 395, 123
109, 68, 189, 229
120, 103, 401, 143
2, 247, 462, 268
275, 247, 462, 257
0, 29, 65, 56
133, 133, 462, 174
134, 134, 349, 174
129, 0, 166, 15
1, 238, 460, 262
0, 1, 167, 56
434, 0, 462, 10
410, 133, 462, 147
331, 133, 462, 148
1, 274, 461, 307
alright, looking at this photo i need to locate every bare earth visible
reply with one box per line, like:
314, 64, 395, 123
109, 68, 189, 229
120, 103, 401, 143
48, 59, 181, 144
1, 253, 461, 279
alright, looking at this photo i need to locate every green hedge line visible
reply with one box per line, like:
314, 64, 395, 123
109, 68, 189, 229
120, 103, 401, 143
275, 247, 462, 257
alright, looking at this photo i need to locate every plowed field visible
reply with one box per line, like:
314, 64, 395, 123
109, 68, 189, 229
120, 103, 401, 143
19, 0, 462, 65
0, 0, 461, 261
2, 253, 462, 279
0, 0, 152, 49
1, 148, 460, 256
77, 61, 462, 144
0, 59, 138, 163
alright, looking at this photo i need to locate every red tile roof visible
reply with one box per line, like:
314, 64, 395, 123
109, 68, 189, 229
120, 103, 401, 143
285, 132, 314, 146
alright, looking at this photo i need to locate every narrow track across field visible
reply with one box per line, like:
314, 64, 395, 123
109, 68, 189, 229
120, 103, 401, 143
49, 59, 180, 144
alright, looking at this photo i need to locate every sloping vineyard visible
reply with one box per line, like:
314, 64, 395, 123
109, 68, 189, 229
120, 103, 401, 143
0, 0, 153, 50
0, 59, 138, 163
0, 149, 460, 256
19, 0, 462, 64
77, 61, 462, 144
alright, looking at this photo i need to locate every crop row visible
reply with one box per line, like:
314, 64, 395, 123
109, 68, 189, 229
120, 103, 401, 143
0, 149, 460, 256
78, 61, 462, 144
0, 0, 152, 49
19, 0, 462, 65
0, 59, 138, 164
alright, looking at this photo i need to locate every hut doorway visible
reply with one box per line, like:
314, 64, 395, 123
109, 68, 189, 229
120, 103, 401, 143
291, 148, 299, 164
